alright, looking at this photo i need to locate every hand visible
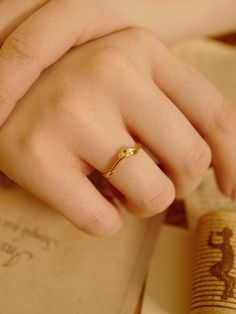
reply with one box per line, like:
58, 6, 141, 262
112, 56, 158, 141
0, 0, 236, 125
0, 28, 236, 236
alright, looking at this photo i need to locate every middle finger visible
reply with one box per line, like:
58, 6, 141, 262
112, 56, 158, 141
122, 80, 212, 198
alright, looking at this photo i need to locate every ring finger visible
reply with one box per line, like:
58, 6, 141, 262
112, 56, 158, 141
78, 114, 175, 218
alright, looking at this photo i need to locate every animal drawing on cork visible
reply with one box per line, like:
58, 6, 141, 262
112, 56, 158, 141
208, 227, 236, 300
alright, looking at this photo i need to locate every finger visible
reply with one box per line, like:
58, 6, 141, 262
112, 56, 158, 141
0, 0, 48, 44
1, 147, 123, 237
79, 117, 175, 217
0, 0, 127, 126
122, 80, 211, 198
152, 43, 236, 198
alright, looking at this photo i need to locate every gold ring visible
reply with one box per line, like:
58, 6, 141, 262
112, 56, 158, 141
102, 142, 142, 178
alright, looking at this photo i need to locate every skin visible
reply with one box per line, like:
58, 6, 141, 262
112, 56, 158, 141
0, 0, 236, 125
0, 28, 236, 237
0, 1, 236, 236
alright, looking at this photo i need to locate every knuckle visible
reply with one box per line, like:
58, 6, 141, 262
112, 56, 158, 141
93, 46, 127, 64
89, 46, 132, 81
183, 142, 212, 177
48, 82, 74, 117
18, 132, 35, 154
212, 97, 236, 133
127, 27, 158, 46
173, 66, 195, 92
82, 209, 119, 237
1, 31, 37, 63
17, 130, 44, 162
128, 27, 163, 61
140, 181, 175, 215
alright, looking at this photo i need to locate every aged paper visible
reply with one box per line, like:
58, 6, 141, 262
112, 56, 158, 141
141, 225, 192, 314
0, 186, 161, 314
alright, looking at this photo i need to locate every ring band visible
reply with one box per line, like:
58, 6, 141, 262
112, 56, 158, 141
102, 142, 142, 178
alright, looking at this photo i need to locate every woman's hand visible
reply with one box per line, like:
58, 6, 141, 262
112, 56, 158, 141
0, 28, 235, 236
0, 0, 236, 126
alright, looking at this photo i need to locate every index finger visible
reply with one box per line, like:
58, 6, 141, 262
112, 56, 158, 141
152, 42, 236, 198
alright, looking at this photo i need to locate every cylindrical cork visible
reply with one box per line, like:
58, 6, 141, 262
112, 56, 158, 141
190, 210, 236, 314
190, 211, 236, 314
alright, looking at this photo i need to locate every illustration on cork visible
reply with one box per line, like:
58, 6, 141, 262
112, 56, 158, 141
208, 227, 236, 300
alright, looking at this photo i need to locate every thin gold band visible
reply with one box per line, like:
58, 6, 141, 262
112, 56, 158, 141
102, 142, 142, 178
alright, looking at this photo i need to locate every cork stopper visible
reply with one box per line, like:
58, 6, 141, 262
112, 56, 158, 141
191, 210, 236, 314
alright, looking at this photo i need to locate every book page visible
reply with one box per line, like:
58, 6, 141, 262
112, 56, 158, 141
0, 186, 161, 314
